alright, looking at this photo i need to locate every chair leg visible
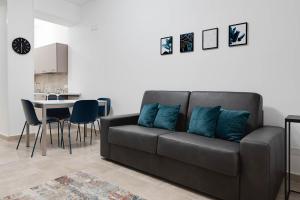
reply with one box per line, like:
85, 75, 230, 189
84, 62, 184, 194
78, 124, 82, 142
57, 122, 60, 147
76, 125, 79, 141
31, 125, 41, 158
93, 122, 97, 136
68, 122, 72, 154
49, 123, 53, 145
84, 124, 86, 143
90, 123, 93, 145
40, 130, 43, 143
16, 122, 27, 150
61, 121, 65, 149
97, 119, 101, 134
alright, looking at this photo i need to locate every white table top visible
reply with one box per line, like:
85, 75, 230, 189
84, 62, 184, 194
33, 99, 106, 104
33, 100, 77, 105
33, 99, 107, 108
34, 93, 81, 96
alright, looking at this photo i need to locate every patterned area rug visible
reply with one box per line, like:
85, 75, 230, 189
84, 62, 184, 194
2, 171, 145, 200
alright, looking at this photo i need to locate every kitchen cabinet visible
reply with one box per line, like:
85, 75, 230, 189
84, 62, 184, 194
34, 43, 68, 74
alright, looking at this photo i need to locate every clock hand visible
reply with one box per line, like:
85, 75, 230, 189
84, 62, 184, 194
21, 43, 23, 52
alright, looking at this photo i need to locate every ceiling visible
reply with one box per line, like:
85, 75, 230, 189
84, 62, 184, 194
64, 0, 92, 6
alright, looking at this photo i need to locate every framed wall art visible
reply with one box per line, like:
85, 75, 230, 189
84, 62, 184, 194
160, 36, 173, 55
229, 22, 248, 47
202, 28, 218, 50
180, 32, 194, 53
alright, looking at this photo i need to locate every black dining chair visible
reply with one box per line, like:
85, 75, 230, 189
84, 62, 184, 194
16, 99, 59, 157
46, 95, 70, 147
96, 97, 111, 131
65, 100, 98, 154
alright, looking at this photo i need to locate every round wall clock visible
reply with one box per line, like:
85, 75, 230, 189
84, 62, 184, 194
12, 37, 31, 55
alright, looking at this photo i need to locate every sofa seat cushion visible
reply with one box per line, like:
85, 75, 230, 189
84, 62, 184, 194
157, 132, 240, 176
108, 125, 173, 154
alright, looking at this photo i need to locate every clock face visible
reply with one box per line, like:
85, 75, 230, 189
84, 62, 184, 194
12, 37, 31, 55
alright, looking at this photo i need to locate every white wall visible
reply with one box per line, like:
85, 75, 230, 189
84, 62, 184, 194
6, 0, 34, 136
69, 0, 300, 173
34, 18, 69, 48
0, 0, 8, 135
34, 0, 80, 26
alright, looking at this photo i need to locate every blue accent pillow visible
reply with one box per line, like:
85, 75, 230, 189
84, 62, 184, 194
153, 104, 181, 131
188, 106, 221, 137
138, 103, 159, 127
216, 109, 250, 142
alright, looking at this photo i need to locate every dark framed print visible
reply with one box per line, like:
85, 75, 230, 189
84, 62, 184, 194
180, 32, 194, 53
202, 28, 218, 50
160, 36, 173, 55
229, 22, 248, 47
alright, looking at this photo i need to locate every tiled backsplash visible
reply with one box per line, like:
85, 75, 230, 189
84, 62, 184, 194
34, 73, 68, 93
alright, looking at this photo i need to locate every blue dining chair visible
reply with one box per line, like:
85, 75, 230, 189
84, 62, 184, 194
46, 95, 70, 147
17, 99, 59, 157
65, 100, 98, 154
96, 97, 111, 131
47, 94, 58, 100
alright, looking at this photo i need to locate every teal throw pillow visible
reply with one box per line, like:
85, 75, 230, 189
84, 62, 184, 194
216, 109, 250, 142
188, 106, 221, 137
138, 103, 159, 127
153, 104, 181, 131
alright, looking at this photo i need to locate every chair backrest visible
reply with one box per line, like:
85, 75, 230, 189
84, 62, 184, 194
47, 94, 58, 100
21, 99, 40, 126
58, 95, 66, 100
141, 91, 190, 131
97, 97, 111, 115
47, 108, 70, 120
70, 100, 99, 124
46, 94, 70, 120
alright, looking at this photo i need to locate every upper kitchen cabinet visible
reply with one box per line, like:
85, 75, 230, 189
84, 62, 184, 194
34, 43, 68, 74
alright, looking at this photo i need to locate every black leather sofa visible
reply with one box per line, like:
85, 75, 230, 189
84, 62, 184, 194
100, 91, 284, 200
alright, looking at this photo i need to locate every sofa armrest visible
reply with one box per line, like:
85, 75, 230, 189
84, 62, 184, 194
240, 126, 285, 200
100, 113, 139, 158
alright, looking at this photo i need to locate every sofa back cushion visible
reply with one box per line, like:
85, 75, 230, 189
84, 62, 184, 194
188, 91, 263, 133
141, 91, 190, 131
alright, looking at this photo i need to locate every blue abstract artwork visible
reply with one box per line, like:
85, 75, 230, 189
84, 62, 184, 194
161, 36, 173, 55
229, 22, 248, 47
180, 33, 194, 53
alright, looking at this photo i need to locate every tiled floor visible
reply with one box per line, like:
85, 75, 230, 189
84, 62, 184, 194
0, 128, 299, 200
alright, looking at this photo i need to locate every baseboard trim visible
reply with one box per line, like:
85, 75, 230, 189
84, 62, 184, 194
291, 173, 300, 181
0, 126, 96, 142
0, 133, 36, 141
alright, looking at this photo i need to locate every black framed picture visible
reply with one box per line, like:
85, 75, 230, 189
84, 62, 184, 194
229, 22, 248, 47
202, 28, 218, 50
180, 32, 194, 53
160, 36, 173, 55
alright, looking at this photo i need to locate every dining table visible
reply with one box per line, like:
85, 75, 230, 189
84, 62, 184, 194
27, 99, 107, 156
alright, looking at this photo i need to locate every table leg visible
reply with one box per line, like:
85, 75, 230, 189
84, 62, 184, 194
288, 122, 291, 196
284, 120, 287, 200
26, 123, 30, 147
41, 106, 47, 156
